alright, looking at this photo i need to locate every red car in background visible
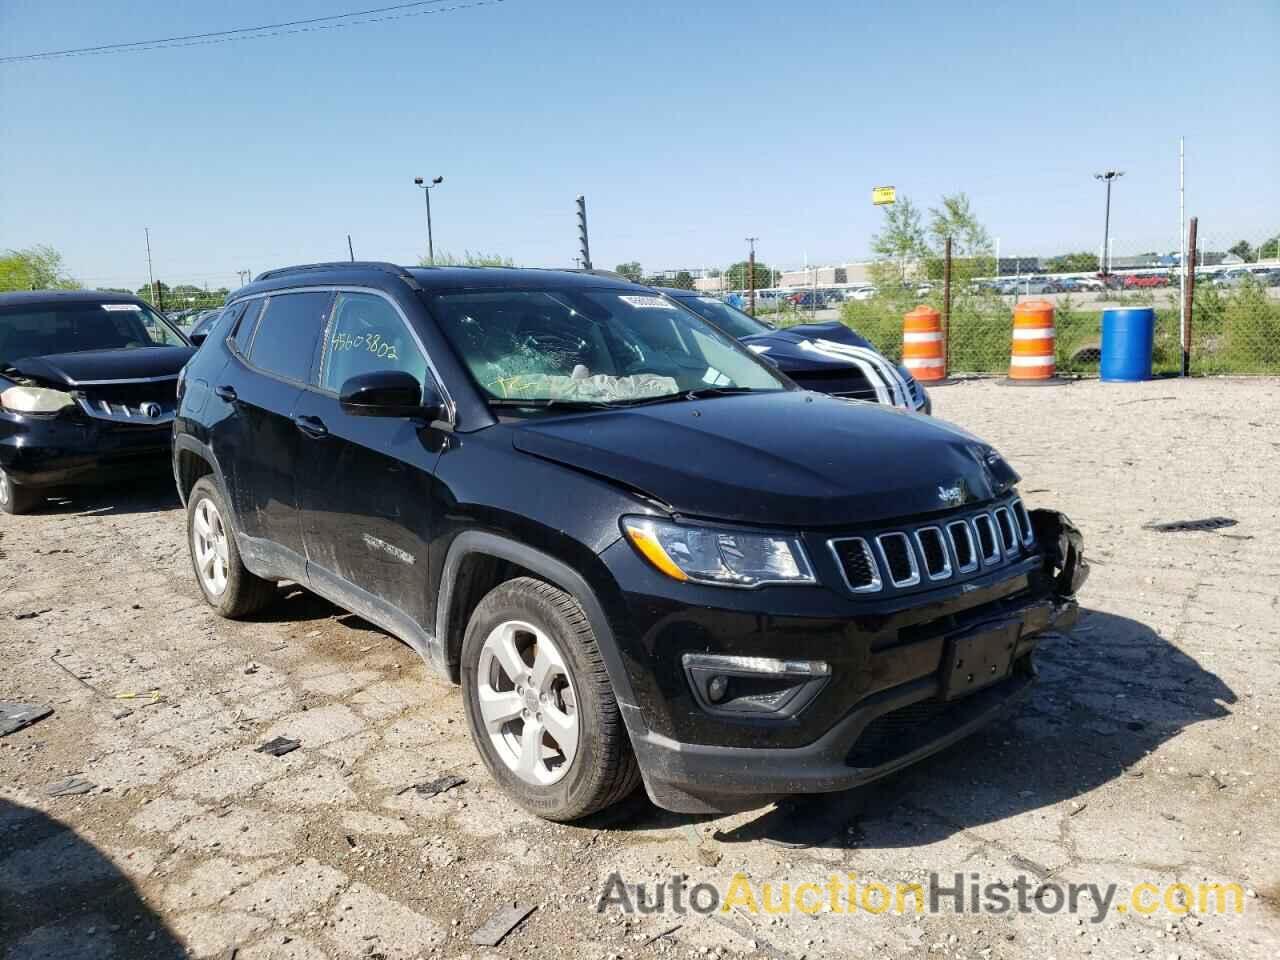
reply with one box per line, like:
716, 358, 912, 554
1122, 274, 1171, 289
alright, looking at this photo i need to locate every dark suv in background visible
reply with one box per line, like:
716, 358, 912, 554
657, 287, 931, 413
0, 290, 194, 514
174, 262, 1086, 821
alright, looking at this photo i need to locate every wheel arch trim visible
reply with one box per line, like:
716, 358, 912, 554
435, 531, 648, 739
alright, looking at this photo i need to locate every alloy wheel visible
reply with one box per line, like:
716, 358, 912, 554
476, 619, 579, 786
192, 497, 230, 597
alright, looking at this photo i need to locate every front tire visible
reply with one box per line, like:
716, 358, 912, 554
187, 477, 275, 618
0, 467, 40, 515
461, 577, 641, 822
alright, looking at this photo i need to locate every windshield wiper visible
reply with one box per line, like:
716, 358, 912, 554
611, 386, 763, 407
487, 398, 615, 411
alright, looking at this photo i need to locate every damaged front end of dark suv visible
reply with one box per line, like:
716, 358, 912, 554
610, 503, 1087, 814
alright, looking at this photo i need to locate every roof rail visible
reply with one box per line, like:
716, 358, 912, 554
252, 261, 421, 290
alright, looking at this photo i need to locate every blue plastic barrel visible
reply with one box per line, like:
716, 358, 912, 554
1100, 308, 1156, 382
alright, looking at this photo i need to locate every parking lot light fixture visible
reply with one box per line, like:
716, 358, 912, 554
1094, 170, 1125, 275
414, 175, 445, 265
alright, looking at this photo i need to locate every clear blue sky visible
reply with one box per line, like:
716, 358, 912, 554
1, 0, 1277, 289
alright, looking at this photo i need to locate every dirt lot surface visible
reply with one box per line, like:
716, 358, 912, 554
2, 378, 1278, 960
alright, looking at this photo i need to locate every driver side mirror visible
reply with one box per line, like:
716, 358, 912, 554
339, 370, 444, 421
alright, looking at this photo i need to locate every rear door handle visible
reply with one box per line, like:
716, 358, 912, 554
214, 384, 238, 403
293, 414, 328, 439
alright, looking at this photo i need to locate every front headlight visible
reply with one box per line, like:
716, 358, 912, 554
1, 386, 75, 414
622, 516, 815, 587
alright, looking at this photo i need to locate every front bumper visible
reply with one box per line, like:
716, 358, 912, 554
0, 412, 173, 490
602, 509, 1087, 814
632, 597, 1075, 813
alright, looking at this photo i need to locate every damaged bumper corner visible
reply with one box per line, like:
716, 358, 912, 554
1032, 508, 1090, 600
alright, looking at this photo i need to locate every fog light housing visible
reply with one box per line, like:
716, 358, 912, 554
682, 654, 830, 717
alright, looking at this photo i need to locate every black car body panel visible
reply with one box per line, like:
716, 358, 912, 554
175, 262, 1084, 814
8, 345, 192, 387
510, 392, 1007, 527
0, 291, 194, 498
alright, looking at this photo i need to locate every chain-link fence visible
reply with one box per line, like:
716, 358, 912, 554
652, 230, 1280, 377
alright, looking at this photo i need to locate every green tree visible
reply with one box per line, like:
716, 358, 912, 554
1045, 252, 1101, 273
614, 261, 643, 283
1228, 240, 1257, 263
870, 197, 928, 283
1259, 234, 1280, 260
724, 261, 775, 290
670, 271, 695, 290
927, 193, 992, 258
0, 245, 80, 291
420, 250, 515, 267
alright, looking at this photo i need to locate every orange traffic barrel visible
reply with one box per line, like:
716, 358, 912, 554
901, 305, 946, 381
1007, 300, 1058, 382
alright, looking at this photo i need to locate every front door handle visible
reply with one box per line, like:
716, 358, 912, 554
293, 414, 328, 440
214, 384, 238, 403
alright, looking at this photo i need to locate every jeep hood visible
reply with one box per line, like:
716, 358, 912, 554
6, 346, 195, 387
511, 391, 1019, 528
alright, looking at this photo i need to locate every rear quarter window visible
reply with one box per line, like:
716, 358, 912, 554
232, 300, 263, 355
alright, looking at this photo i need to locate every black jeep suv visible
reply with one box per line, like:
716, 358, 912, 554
1, 290, 194, 514
174, 262, 1086, 821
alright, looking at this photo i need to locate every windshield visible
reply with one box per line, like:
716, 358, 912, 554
675, 295, 771, 339
430, 288, 787, 405
0, 301, 188, 369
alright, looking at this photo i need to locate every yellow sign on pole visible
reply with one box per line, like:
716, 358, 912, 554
872, 186, 897, 206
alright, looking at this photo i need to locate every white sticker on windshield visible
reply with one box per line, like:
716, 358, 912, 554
702, 367, 732, 385
619, 295, 677, 310
101, 303, 142, 311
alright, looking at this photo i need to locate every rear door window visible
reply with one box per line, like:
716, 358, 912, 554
247, 292, 332, 383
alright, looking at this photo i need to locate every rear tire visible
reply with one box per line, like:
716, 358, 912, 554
461, 577, 641, 822
187, 477, 275, 618
0, 467, 40, 515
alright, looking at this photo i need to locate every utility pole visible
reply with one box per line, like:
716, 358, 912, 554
576, 195, 592, 270
144, 227, 155, 302
414, 176, 444, 264
1094, 170, 1125, 275
746, 237, 758, 316
1179, 137, 1186, 359
1182, 216, 1198, 377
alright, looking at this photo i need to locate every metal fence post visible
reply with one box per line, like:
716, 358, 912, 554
1182, 217, 1197, 377
942, 236, 952, 376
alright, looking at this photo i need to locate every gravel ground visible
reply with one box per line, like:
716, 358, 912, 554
2, 377, 1278, 960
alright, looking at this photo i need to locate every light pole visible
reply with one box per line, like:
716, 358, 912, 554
1094, 170, 1124, 275
745, 237, 758, 316
414, 175, 444, 264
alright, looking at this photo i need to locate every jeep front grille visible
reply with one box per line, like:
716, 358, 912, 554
877, 532, 920, 587
915, 526, 951, 580
828, 537, 882, 593
827, 497, 1035, 595
1012, 499, 1035, 546
947, 520, 978, 573
994, 507, 1020, 555
973, 514, 1001, 565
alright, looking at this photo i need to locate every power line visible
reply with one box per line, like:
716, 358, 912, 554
0, 0, 505, 64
